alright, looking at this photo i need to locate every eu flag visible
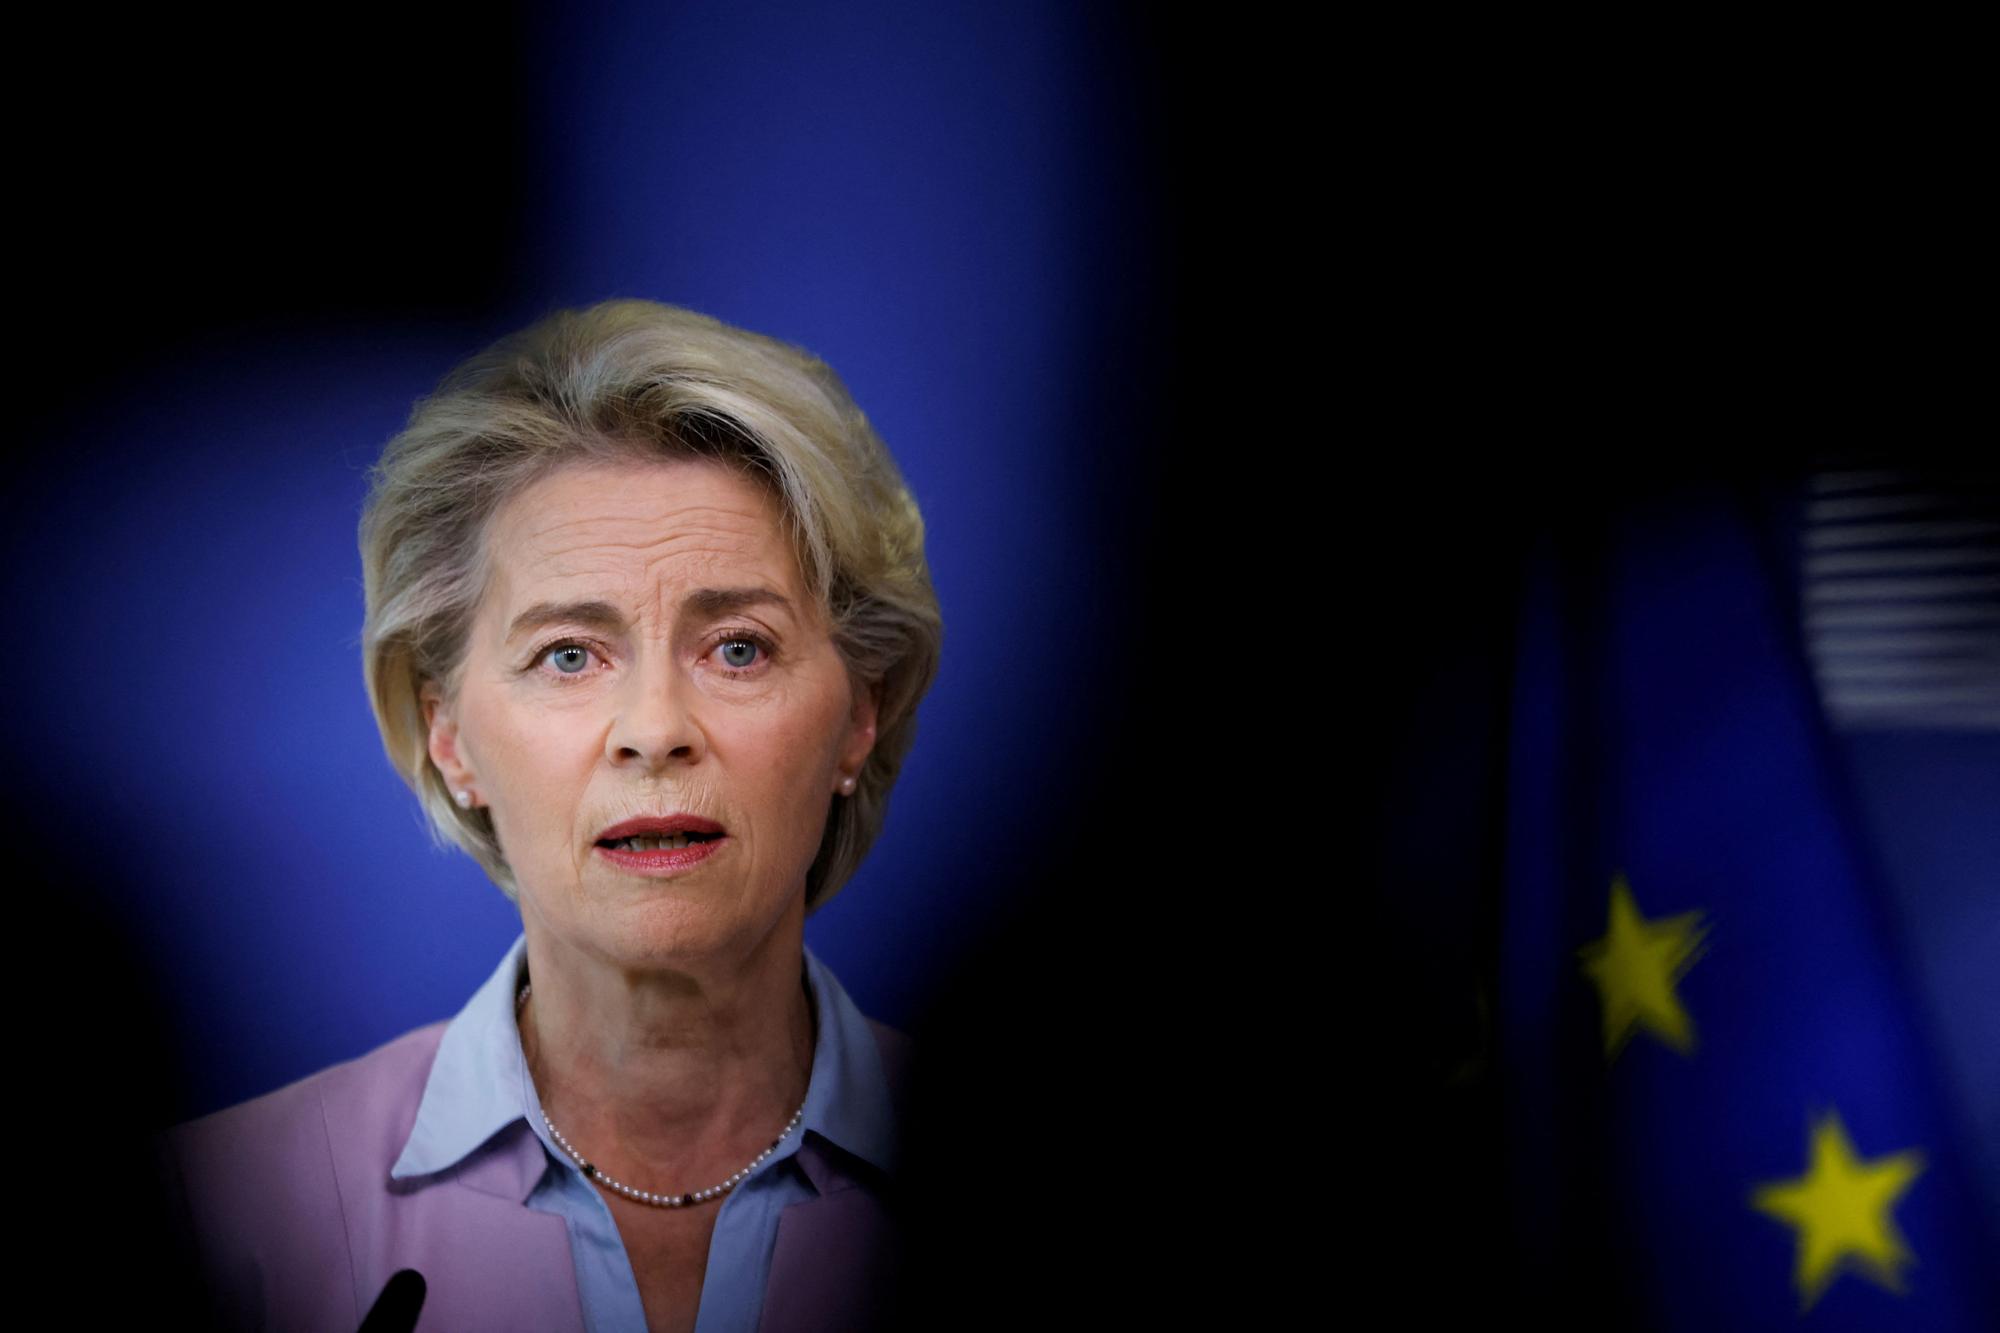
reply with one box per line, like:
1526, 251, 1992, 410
1498, 480, 1997, 1329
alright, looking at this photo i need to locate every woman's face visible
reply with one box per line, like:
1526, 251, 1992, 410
424, 456, 878, 975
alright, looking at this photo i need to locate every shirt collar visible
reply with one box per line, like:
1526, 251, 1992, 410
389, 932, 898, 1196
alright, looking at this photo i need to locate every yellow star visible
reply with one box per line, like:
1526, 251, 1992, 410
1750, 1109, 1926, 1311
1576, 872, 1708, 1059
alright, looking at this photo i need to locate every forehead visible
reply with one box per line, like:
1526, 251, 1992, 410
484, 457, 801, 597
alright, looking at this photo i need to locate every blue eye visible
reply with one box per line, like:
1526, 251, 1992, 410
718, 638, 761, 670
545, 644, 592, 674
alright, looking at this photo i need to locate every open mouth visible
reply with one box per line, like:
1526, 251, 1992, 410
597, 831, 723, 852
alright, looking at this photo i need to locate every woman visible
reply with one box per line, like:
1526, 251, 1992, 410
158, 299, 943, 1333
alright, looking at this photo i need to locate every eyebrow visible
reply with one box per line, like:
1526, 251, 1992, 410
505, 588, 795, 642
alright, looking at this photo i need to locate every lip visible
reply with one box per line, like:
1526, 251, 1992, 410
596, 814, 726, 842
593, 814, 729, 879
595, 837, 727, 877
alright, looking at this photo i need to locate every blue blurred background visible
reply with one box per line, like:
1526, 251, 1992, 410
6, 0, 1176, 1122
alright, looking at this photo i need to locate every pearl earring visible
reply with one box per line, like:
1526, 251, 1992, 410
455, 789, 473, 808
839, 776, 856, 795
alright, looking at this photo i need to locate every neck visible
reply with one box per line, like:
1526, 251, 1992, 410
516, 913, 818, 1187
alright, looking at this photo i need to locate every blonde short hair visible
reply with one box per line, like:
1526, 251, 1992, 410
359, 300, 942, 912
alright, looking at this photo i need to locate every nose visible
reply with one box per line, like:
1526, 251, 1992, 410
605, 653, 708, 772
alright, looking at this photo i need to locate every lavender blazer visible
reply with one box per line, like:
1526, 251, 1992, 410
158, 1016, 910, 1332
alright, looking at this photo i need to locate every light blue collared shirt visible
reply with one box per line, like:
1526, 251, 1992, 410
389, 933, 899, 1332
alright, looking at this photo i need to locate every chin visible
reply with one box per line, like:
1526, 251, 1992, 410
599, 897, 782, 971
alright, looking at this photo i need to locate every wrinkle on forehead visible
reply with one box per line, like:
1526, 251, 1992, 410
483, 460, 808, 609
517, 511, 773, 579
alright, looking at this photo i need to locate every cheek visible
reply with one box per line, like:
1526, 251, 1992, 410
467, 694, 593, 841
770, 689, 850, 783
728, 695, 845, 827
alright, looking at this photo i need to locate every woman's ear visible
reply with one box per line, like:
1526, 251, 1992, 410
422, 682, 476, 793
841, 676, 882, 776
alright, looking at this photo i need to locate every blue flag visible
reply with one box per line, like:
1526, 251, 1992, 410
1498, 482, 1997, 1329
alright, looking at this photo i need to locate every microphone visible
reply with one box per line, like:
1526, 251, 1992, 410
357, 1268, 426, 1333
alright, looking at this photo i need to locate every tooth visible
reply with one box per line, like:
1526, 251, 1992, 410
619, 834, 695, 851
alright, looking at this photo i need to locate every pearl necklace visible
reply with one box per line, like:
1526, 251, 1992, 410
516, 980, 807, 1208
